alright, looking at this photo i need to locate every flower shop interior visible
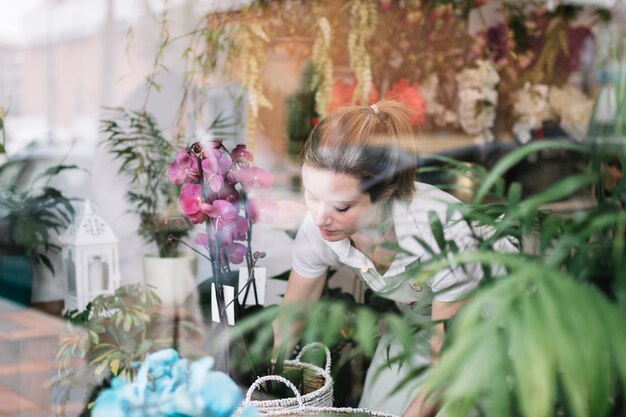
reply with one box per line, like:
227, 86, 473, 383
0, 0, 625, 416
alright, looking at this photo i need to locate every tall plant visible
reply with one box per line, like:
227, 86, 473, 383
101, 109, 238, 257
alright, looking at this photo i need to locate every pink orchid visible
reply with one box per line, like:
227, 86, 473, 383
223, 242, 247, 264
225, 169, 240, 186
246, 197, 278, 224
206, 140, 222, 149
209, 200, 238, 226
216, 217, 248, 246
202, 149, 231, 177
231, 144, 254, 165
194, 232, 209, 246
178, 183, 207, 224
207, 173, 224, 193
239, 167, 273, 192
208, 200, 248, 245
167, 151, 200, 184
204, 182, 241, 208
178, 184, 218, 224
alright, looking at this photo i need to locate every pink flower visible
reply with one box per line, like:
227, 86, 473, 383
194, 232, 209, 246
207, 173, 224, 193
206, 200, 248, 245
231, 144, 254, 165
224, 242, 247, 264
239, 167, 273, 192
178, 184, 218, 223
219, 218, 248, 245
167, 151, 200, 184
178, 183, 207, 224
209, 200, 238, 227
246, 197, 278, 224
202, 149, 231, 177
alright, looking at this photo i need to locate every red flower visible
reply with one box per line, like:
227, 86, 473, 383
327, 79, 380, 114
384, 79, 427, 127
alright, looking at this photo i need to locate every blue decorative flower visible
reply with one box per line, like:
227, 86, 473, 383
91, 349, 256, 417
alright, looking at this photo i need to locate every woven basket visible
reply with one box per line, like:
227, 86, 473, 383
246, 342, 334, 413
242, 375, 398, 417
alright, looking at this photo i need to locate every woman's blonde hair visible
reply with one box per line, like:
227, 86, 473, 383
302, 99, 418, 203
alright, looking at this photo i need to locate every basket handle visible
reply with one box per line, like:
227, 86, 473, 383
294, 342, 331, 374
244, 375, 304, 408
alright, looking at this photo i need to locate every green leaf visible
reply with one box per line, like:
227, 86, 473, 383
354, 307, 377, 356
473, 141, 584, 203
428, 211, 446, 251
507, 182, 522, 205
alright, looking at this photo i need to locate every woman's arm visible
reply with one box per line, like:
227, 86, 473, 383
272, 269, 327, 356
402, 298, 469, 417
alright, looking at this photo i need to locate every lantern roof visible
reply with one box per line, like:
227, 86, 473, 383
61, 200, 119, 246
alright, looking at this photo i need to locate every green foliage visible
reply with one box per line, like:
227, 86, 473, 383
235, 136, 626, 415
287, 63, 318, 158
101, 108, 186, 258
101, 108, 239, 258
0, 183, 75, 274
52, 283, 204, 417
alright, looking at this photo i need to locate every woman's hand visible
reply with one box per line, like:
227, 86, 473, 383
402, 392, 439, 417
403, 298, 469, 417
272, 270, 327, 357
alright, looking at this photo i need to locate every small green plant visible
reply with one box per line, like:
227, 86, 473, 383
0, 165, 78, 273
52, 283, 204, 417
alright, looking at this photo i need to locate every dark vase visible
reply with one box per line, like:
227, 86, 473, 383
0, 248, 34, 305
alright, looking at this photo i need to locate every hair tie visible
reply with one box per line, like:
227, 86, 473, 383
370, 103, 380, 115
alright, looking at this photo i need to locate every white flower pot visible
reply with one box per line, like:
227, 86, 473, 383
143, 255, 197, 306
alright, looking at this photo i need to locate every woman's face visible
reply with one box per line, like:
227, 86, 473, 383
302, 164, 381, 242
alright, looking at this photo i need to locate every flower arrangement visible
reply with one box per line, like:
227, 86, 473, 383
384, 78, 427, 127
512, 82, 594, 143
327, 79, 379, 114
91, 348, 259, 417
167, 141, 275, 323
455, 60, 500, 143
326, 78, 427, 128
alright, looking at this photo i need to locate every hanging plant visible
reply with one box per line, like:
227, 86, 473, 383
347, 0, 378, 105
311, 16, 333, 118
236, 23, 273, 151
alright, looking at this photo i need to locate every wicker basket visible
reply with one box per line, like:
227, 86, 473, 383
242, 375, 398, 417
245, 342, 334, 413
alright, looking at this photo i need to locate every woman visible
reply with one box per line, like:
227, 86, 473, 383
274, 100, 483, 417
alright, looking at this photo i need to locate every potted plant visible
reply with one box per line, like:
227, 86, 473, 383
0, 164, 77, 305
53, 283, 204, 417
101, 109, 237, 306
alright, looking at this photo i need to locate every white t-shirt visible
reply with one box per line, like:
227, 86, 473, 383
292, 182, 483, 304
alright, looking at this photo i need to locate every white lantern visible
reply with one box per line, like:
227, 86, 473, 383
60, 200, 121, 312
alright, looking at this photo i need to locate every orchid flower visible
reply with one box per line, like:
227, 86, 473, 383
231, 144, 254, 165
167, 151, 200, 184
238, 167, 273, 191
